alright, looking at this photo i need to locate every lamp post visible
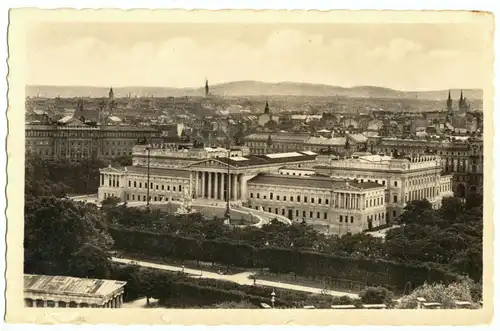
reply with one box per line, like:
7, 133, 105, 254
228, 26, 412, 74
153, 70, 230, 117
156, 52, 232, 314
271, 289, 276, 309
224, 117, 231, 222
146, 144, 151, 210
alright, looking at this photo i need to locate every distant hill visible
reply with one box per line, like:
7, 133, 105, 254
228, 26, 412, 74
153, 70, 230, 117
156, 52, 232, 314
26, 81, 483, 101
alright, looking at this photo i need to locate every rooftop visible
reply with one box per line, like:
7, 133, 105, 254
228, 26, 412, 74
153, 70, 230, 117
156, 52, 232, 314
248, 173, 384, 190
24, 274, 126, 298
103, 165, 190, 178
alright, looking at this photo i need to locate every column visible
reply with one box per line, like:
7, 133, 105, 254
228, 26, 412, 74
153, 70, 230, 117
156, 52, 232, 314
201, 172, 206, 198
228, 174, 232, 200
214, 172, 219, 200
221, 173, 226, 200
240, 176, 247, 201
232, 174, 237, 200
119, 294, 123, 308
194, 171, 200, 197
208, 172, 212, 199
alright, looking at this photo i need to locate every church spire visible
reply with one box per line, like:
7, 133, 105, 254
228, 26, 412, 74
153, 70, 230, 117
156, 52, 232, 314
264, 101, 270, 114
460, 90, 464, 101
447, 90, 453, 112
205, 79, 209, 98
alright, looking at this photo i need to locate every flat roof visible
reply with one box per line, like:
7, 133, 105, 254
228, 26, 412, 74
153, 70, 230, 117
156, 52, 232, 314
24, 274, 126, 298
248, 173, 384, 191
103, 166, 190, 178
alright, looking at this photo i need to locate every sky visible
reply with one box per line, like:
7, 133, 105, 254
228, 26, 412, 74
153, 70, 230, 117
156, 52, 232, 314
26, 22, 491, 91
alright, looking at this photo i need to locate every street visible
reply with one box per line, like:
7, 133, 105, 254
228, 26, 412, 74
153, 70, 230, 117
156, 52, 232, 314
112, 257, 359, 299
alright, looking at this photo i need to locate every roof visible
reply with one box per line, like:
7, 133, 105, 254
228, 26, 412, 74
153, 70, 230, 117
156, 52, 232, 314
24, 274, 126, 298
244, 132, 311, 143
104, 166, 190, 178
305, 136, 346, 146
217, 151, 317, 168
248, 173, 383, 191
347, 133, 368, 143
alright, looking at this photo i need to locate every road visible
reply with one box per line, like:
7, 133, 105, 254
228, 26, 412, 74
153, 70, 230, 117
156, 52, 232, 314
112, 257, 359, 299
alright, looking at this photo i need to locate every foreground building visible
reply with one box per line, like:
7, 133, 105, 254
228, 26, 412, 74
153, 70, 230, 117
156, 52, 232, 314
98, 144, 454, 233
247, 174, 386, 234
24, 274, 126, 308
314, 154, 453, 222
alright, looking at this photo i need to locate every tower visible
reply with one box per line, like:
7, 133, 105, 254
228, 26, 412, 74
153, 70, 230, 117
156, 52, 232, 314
108, 87, 114, 101
205, 80, 209, 98
108, 87, 115, 113
264, 101, 270, 115
458, 90, 470, 113
447, 90, 453, 112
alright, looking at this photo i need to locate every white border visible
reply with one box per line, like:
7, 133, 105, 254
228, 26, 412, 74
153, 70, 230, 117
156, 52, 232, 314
1, 1, 498, 331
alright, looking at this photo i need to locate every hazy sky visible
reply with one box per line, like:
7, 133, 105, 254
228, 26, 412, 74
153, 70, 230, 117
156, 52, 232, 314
26, 22, 490, 90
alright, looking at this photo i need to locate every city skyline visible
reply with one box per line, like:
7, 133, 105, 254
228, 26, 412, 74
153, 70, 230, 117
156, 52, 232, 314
27, 22, 491, 91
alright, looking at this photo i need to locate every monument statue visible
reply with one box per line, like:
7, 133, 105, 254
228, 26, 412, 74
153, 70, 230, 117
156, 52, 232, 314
175, 186, 196, 216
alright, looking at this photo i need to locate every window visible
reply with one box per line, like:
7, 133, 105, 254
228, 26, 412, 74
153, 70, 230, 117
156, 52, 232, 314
304, 197, 308, 203
179, 185, 182, 191
128, 181, 131, 187
310, 211, 313, 217
162, 185, 164, 190
275, 208, 278, 214
324, 212, 328, 219
127, 194, 130, 200
263, 196, 266, 199
139, 182, 142, 188
303, 211, 306, 217
250, 193, 254, 198
297, 196, 301, 202
173, 186, 176, 191
269, 207, 272, 212
382, 180, 385, 185
290, 196, 294, 202
156, 185, 159, 190
394, 181, 398, 187
132, 194, 135, 200
283, 196, 287, 201
318, 198, 322, 204
340, 215, 343, 222
167, 186, 170, 191
325, 199, 329, 204
277, 195, 280, 201
270, 192, 273, 199
311, 198, 315, 203
282, 209, 285, 215
257, 193, 260, 199
317, 212, 320, 218
296, 210, 299, 217
350, 216, 354, 223
393, 195, 398, 203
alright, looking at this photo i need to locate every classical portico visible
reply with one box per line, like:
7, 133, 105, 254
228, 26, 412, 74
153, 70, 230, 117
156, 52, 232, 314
189, 159, 252, 201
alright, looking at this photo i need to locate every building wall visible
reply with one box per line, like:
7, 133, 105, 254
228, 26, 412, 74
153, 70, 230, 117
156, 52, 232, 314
98, 169, 190, 203
314, 156, 452, 222
246, 183, 386, 234
25, 124, 162, 160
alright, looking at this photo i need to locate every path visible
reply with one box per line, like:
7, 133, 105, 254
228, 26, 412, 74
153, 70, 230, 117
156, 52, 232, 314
112, 257, 358, 299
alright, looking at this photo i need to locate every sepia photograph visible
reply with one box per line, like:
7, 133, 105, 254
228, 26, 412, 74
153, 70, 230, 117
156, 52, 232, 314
5, 8, 494, 325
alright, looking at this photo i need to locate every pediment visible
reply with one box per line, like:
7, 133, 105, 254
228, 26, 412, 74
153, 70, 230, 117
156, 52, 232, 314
188, 159, 236, 170
100, 166, 124, 174
332, 182, 363, 192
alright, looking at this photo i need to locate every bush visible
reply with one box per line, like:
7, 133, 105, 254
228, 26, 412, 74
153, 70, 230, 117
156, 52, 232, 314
359, 286, 394, 305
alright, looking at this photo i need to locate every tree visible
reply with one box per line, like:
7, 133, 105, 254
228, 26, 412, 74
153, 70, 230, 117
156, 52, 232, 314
24, 196, 113, 278
440, 197, 464, 223
359, 286, 394, 305
395, 279, 479, 309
